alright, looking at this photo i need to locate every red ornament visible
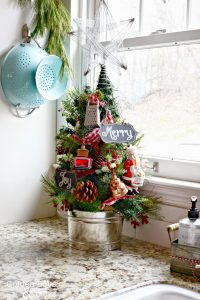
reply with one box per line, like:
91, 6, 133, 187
131, 215, 149, 228
112, 151, 118, 161
74, 157, 93, 170
131, 220, 140, 228
87, 93, 105, 107
56, 146, 66, 155
141, 215, 149, 225
101, 110, 114, 124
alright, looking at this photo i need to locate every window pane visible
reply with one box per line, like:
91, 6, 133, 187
142, 0, 187, 35
189, 0, 200, 30
106, 44, 200, 162
107, 0, 140, 37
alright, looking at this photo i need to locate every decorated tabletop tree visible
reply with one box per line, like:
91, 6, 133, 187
42, 64, 159, 228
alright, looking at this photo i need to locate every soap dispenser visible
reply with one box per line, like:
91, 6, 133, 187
179, 196, 200, 247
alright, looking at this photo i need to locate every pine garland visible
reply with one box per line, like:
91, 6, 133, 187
18, 0, 31, 4
96, 173, 112, 202
73, 200, 101, 212
41, 174, 60, 196
61, 89, 87, 131
17, 0, 71, 75
56, 131, 79, 156
113, 196, 161, 222
60, 88, 105, 141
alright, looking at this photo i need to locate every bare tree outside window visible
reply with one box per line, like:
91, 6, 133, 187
106, 44, 200, 162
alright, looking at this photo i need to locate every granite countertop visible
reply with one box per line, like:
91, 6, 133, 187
0, 217, 199, 300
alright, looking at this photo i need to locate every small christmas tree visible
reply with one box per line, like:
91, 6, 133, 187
96, 64, 114, 96
42, 65, 160, 227
96, 64, 120, 120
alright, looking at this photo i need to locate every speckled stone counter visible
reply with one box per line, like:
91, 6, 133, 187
0, 217, 199, 300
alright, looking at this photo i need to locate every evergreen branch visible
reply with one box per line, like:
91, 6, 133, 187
17, 0, 31, 5
17, 0, 71, 75
73, 200, 101, 212
51, 192, 68, 205
41, 174, 76, 207
116, 162, 124, 177
61, 89, 91, 137
56, 133, 80, 155
113, 195, 161, 222
96, 173, 111, 201
131, 134, 144, 147
41, 174, 60, 196
52, 191, 75, 205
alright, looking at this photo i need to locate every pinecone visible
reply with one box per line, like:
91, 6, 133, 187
73, 180, 98, 203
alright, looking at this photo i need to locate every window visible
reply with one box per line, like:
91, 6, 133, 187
140, 0, 187, 35
106, 44, 200, 162
90, 0, 200, 182
189, 0, 200, 30
105, 0, 140, 37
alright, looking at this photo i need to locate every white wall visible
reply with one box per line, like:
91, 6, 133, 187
0, 1, 56, 224
123, 178, 200, 247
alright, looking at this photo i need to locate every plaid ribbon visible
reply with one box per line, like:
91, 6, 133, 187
101, 195, 135, 209
71, 128, 100, 145
71, 110, 114, 145
75, 169, 95, 178
83, 128, 101, 144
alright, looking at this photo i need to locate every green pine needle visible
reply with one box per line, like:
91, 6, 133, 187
73, 200, 101, 212
113, 195, 161, 222
17, 0, 71, 76
17, 0, 31, 5
41, 174, 60, 196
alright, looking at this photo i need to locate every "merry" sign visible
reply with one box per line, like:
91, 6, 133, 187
99, 123, 137, 143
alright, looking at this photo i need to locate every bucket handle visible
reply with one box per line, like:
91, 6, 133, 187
13, 104, 38, 118
166, 223, 179, 242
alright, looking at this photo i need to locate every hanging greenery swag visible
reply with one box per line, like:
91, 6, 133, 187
17, 0, 71, 75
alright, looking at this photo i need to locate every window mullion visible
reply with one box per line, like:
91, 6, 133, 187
139, 0, 143, 36
112, 29, 200, 52
186, 0, 191, 30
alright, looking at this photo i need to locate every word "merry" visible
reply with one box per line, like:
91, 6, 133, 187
102, 126, 133, 140
99, 124, 137, 143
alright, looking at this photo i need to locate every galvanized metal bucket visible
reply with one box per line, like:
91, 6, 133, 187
67, 210, 123, 251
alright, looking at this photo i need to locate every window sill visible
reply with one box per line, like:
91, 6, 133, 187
145, 176, 200, 191
142, 176, 200, 209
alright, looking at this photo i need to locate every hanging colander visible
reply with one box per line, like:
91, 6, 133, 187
1, 43, 48, 110
35, 55, 68, 101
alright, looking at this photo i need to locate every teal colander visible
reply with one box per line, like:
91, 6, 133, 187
35, 55, 68, 101
1, 43, 48, 109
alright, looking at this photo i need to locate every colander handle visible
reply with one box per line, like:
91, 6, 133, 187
21, 24, 42, 49
32, 38, 42, 49
14, 104, 38, 118
21, 38, 42, 49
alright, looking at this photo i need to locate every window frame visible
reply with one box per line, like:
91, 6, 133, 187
86, 0, 200, 183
